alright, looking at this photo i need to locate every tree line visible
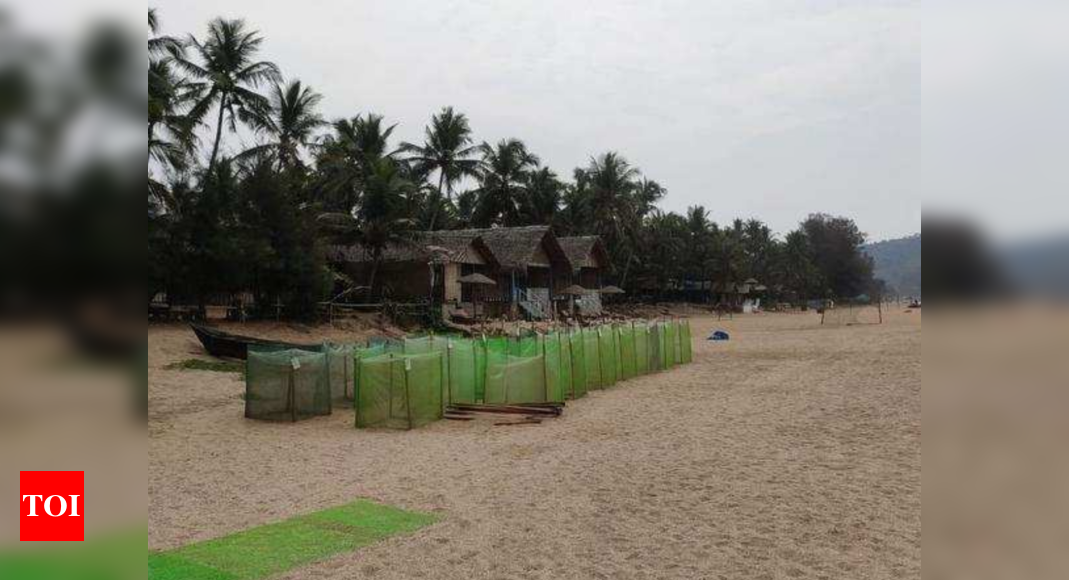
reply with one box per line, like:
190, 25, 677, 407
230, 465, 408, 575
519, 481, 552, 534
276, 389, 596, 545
148, 11, 878, 316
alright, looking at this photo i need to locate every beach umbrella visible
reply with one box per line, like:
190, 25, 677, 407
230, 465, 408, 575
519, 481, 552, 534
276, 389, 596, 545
598, 285, 626, 308
458, 273, 496, 321
560, 285, 590, 316
561, 284, 590, 295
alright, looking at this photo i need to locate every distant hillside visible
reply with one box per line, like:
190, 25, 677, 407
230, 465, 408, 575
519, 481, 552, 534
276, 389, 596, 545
1000, 236, 1069, 297
863, 234, 921, 297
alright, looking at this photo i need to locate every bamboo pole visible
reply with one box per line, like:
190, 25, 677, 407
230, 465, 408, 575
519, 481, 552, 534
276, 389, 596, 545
541, 334, 549, 403
354, 356, 361, 427
404, 357, 414, 430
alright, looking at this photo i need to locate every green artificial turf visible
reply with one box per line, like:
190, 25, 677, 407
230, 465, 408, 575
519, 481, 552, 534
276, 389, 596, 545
148, 500, 438, 580
164, 358, 245, 374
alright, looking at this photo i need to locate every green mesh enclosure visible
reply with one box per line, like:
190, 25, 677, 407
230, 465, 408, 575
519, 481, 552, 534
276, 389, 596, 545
618, 325, 637, 380
325, 344, 356, 401
446, 338, 482, 405
405, 336, 451, 405
245, 349, 331, 422
540, 334, 564, 403
351, 344, 386, 401
680, 320, 693, 363
552, 332, 574, 399
665, 321, 679, 366
598, 327, 618, 387
403, 336, 433, 354
568, 329, 588, 398
484, 352, 548, 404
355, 352, 444, 429
345, 321, 689, 424
648, 323, 664, 372
509, 334, 540, 357
634, 323, 650, 375
582, 328, 602, 389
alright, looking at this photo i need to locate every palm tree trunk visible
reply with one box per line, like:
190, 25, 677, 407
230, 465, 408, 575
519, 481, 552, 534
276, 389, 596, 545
207, 95, 227, 174
427, 171, 447, 231
620, 250, 634, 289
369, 252, 381, 302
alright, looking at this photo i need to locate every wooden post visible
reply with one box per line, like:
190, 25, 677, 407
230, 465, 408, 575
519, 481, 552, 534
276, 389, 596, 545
404, 357, 414, 430
596, 328, 603, 389
878, 300, 883, 324
288, 367, 297, 423
503, 353, 511, 404
354, 356, 361, 427
388, 355, 394, 420
541, 334, 549, 403
344, 353, 351, 400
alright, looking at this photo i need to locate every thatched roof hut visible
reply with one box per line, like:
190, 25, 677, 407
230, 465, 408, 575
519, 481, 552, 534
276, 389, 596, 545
452, 226, 572, 271
558, 236, 611, 272
325, 232, 498, 267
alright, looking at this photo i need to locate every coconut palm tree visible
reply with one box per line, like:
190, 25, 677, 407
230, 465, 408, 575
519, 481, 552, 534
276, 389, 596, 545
313, 113, 399, 213
318, 157, 416, 299
473, 139, 539, 226
519, 166, 563, 225
399, 107, 479, 198
176, 18, 281, 175
148, 9, 182, 58
643, 210, 688, 295
685, 206, 715, 294
399, 107, 481, 230
148, 9, 199, 208
578, 152, 648, 276
148, 60, 201, 206
242, 79, 325, 170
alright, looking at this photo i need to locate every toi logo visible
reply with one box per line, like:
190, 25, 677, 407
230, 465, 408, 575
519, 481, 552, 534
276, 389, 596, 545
19, 471, 84, 541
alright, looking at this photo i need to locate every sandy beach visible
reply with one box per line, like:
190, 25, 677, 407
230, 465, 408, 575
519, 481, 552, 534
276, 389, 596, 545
149, 308, 920, 579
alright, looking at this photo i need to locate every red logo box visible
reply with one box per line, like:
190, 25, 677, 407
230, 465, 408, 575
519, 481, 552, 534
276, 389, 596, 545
19, 471, 84, 541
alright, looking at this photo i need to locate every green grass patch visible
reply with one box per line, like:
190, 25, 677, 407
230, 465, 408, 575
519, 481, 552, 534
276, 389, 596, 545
148, 500, 438, 580
0, 528, 147, 580
164, 358, 245, 374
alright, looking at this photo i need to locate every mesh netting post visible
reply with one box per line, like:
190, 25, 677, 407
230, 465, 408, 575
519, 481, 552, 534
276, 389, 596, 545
541, 335, 549, 403
404, 357, 413, 430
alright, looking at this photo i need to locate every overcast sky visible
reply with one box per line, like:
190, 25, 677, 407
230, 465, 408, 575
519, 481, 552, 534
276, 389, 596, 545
136, 0, 920, 242
18, 0, 1069, 243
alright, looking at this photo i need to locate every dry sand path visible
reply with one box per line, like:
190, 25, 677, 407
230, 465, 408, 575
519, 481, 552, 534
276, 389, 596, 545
149, 309, 920, 579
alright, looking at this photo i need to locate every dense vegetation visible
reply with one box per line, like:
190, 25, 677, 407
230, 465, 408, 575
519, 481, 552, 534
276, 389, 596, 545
863, 234, 921, 298
148, 11, 879, 316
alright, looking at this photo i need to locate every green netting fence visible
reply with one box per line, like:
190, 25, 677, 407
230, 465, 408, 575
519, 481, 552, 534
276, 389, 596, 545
355, 352, 444, 429
568, 329, 588, 398
244, 319, 693, 430
634, 322, 650, 376
245, 348, 332, 421
325, 344, 355, 401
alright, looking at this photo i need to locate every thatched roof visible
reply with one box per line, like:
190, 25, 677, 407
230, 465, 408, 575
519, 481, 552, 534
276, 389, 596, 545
457, 226, 570, 271
326, 231, 498, 267
327, 226, 572, 271
558, 236, 610, 271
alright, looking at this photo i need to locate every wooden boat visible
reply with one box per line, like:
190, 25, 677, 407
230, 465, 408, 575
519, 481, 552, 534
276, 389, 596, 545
190, 323, 320, 360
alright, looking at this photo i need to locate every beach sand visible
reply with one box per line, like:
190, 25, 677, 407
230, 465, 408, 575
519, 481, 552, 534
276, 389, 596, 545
149, 307, 920, 579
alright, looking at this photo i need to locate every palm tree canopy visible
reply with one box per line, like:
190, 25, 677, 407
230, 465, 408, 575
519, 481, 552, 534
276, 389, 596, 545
472, 138, 539, 226
399, 106, 480, 198
176, 17, 281, 171
242, 79, 325, 168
